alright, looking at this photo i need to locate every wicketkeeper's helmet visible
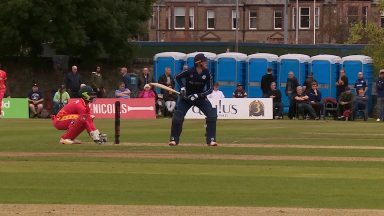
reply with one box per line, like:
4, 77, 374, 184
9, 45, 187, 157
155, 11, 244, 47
79, 85, 96, 102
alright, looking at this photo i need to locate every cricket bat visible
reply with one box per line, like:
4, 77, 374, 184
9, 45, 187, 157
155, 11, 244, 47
150, 83, 180, 95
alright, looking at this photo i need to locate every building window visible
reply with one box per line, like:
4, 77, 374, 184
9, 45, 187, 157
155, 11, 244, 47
232, 10, 238, 30
347, 6, 359, 25
381, 11, 384, 28
315, 7, 320, 29
249, 11, 257, 29
362, 6, 368, 26
207, 10, 215, 29
274, 9, 283, 29
174, 7, 185, 29
300, 7, 310, 29
189, 8, 194, 29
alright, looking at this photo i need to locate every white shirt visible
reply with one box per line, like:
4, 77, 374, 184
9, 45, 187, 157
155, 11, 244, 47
208, 90, 225, 99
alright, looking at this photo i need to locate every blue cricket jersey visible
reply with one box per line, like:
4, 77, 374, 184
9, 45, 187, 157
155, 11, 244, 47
175, 67, 213, 98
354, 78, 367, 93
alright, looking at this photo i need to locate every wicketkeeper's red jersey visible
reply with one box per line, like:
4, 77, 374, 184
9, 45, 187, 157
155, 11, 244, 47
56, 99, 90, 120
0, 70, 7, 90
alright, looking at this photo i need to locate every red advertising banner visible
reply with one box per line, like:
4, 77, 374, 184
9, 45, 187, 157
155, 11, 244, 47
70, 98, 156, 119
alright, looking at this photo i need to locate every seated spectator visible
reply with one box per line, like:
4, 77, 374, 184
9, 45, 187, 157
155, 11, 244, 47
208, 83, 225, 99
338, 86, 353, 121
293, 86, 318, 119
115, 82, 131, 99
352, 88, 368, 120
233, 84, 247, 98
53, 84, 70, 115
163, 85, 178, 117
267, 82, 283, 119
138, 84, 156, 98
27, 83, 44, 118
308, 82, 323, 118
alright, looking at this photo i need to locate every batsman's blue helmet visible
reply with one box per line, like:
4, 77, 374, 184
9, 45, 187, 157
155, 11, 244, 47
79, 85, 96, 102
194, 53, 207, 65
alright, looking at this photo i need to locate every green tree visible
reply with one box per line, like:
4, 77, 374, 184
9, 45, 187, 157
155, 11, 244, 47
0, 0, 152, 61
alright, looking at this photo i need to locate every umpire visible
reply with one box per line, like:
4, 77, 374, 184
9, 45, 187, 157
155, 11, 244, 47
169, 53, 218, 146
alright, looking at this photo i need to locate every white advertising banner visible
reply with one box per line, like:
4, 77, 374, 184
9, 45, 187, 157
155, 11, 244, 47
185, 98, 273, 119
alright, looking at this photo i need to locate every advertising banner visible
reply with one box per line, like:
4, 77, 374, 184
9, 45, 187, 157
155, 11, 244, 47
185, 98, 273, 119
70, 98, 156, 119
1, 98, 29, 119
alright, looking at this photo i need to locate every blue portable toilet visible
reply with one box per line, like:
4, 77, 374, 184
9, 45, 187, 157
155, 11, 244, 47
278, 54, 310, 112
246, 53, 278, 98
185, 52, 216, 77
215, 52, 248, 98
153, 52, 186, 83
309, 55, 341, 99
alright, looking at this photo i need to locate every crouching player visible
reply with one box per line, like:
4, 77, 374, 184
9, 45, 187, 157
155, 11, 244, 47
169, 53, 217, 146
52, 85, 107, 144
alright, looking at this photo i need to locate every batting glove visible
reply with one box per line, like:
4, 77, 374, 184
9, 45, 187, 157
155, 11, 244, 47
188, 94, 199, 102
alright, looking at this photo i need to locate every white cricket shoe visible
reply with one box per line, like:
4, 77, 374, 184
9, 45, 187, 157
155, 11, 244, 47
73, 139, 82, 144
60, 138, 74, 145
377, 118, 381, 122
168, 141, 177, 146
207, 141, 218, 147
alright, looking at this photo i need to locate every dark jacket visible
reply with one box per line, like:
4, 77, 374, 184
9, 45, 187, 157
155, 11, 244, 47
376, 78, 384, 97
158, 74, 175, 94
65, 72, 82, 95
261, 73, 275, 94
286, 77, 299, 95
138, 73, 154, 90
308, 89, 322, 103
267, 89, 281, 103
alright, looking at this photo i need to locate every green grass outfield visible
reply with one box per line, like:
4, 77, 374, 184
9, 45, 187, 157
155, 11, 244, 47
1, 118, 384, 209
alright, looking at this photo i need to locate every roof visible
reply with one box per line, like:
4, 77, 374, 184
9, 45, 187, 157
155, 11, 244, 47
247, 53, 278, 62
185, 52, 216, 60
153, 52, 186, 61
200, 0, 284, 4
310, 55, 341, 64
278, 54, 310, 63
215, 52, 247, 61
341, 55, 373, 64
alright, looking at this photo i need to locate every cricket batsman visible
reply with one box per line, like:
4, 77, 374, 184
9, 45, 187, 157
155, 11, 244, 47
52, 85, 107, 145
169, 53, 217, 146
0, 65, 8, 117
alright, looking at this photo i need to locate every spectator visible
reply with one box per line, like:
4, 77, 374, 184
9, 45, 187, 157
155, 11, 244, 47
163, 85, 178, 117
120, 67, 138, 98
90, 65, 105, 98
65, 65, 82, 98
53, 84, 70, 115
208, 83, 225, 99
286, 71, 299, 119
138, 67, 154, 90
261, 67, 275, 98
293, 86, 318, 120
302, 73, 316, 93
352, 88, 368, 120
267, 82, 283, 119
338, 86, 353, 121
233, 84, 247, 98
158, 67, 175, 92
115, 82, 131, 99
376, 70, 384, 121
336, 69, 348, 98
0, 63, 10, 117
28, 83, 44, 118
138, 84, 156, 98
354, 72, 368, 95
308, 81, 323, 118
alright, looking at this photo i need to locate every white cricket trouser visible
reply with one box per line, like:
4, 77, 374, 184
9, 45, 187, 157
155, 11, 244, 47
165, 101, 176, 112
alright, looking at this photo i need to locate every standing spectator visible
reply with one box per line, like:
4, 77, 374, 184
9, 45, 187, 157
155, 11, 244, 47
293, 86, 318, 120
115, 82, 131, 99
286, 71, 299, 119
28, 83, 44, 118
233, 84, 247, 98
138, 84, 156, 98
338, 87, 353, 120
53, 84, 70, 115
158, 67, 175, 92
302, 73, 316, 93
376, 70, 384, 121
354, 72, 368, 95
267, 82, 283, 119
352, 89, 368, 120
336, 69, 348, 98
138, 67, 154, 90
66, 65, 82, 98
308, 82, 323, 118
0, 64, 10, 116
208, 83, 225, 99
90, 65, 105, 98
261, 67, 275, 98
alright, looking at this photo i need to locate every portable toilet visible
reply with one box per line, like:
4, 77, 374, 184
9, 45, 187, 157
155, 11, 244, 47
278, 54, 310, 112
246, 53, 278, 98
185, 52, 216, 78
153, 52, 186, 83
215, 52, 248, 97
309, 55, 341, 99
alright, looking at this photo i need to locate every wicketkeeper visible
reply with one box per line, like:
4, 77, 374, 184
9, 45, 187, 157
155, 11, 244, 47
169, 53, 218, 146
52, 85, 107, 145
